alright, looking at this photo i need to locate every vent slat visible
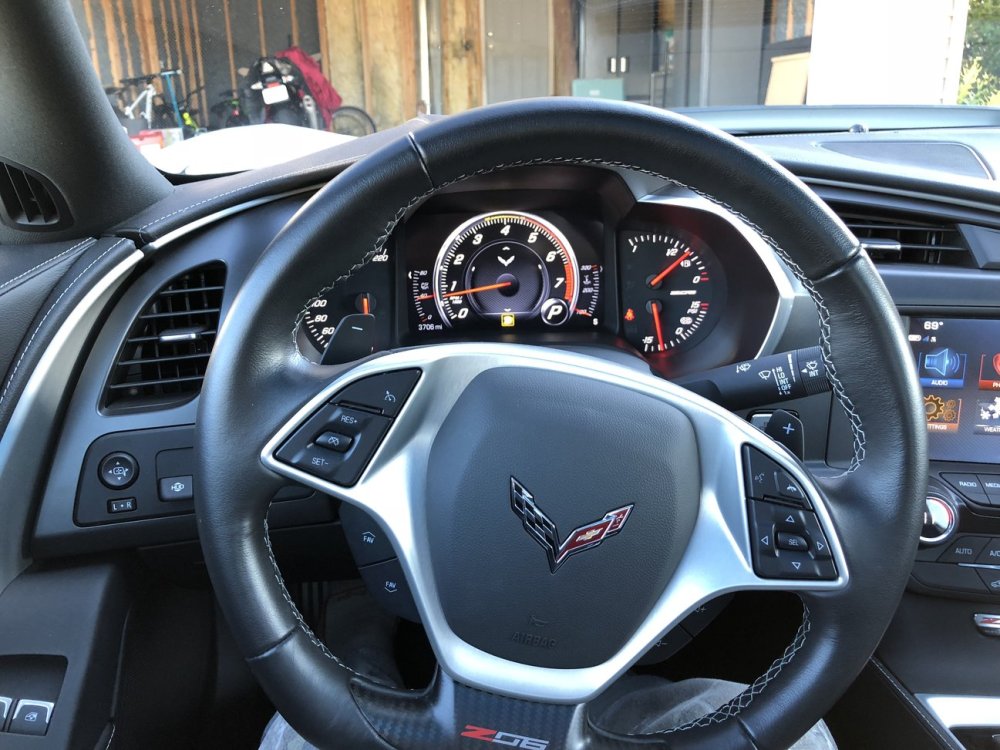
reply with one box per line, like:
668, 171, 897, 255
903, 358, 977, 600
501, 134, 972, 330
0, 159, 66, 228
103, 262, 226, 411
832, 204, 969, 266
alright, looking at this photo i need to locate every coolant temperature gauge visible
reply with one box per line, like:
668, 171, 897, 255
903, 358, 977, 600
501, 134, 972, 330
620, 230, 723, 355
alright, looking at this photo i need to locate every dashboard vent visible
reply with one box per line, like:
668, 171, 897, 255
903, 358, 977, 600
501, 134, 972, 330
832, 206, 969, 265
104, 262, 226, 411
0, 159, 69, 229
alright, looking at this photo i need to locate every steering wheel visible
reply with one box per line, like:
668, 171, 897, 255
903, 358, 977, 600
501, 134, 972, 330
195, 99, 927, 750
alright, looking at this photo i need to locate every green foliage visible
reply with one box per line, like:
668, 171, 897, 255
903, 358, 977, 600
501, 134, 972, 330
962, 0, 1000, 103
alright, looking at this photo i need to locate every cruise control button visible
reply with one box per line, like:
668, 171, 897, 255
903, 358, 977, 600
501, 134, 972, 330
976, 538, 1000, 565
276, 405, 392, 487
978, 568, 1000, 595
99, 452, 138, 489
315, 431, 353, 453
358, 558, 419, 622
937, 536, 989, 564
777, 532, 809, 552
158, 475, 193, 502
942, 473, 990, 504
333, 369, 421, 417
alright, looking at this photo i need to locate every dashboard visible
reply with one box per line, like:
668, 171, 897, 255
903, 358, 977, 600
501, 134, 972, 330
16, 116, 1000, 748
296, 166, 786, 378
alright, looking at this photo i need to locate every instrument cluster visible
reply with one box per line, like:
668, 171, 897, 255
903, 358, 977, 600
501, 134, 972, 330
298, 167, 785, 377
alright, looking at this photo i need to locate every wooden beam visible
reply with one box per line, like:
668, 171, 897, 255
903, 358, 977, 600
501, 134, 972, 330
133, 0, 156, 75
805, 0, 814, 37
113, 0, 135, 78
257, 0, 268, 56
100, 0, 124, 85
440, 0, 483, 114
189, 0, 208, 117
291, 0, 301, 47
357, 0, 373, 114
178, 0, 197, 112
358, 0, 417, 127
222, 0, 236, 91
552, 0, 577, 96
158, 0, 172, 69
321, 0, 365, 110
169, 0, 182, 70
316, 0, 330, 77
81, 0, 101, 79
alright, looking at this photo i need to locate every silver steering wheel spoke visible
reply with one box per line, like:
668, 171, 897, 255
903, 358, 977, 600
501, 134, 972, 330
261, 343, 847, 704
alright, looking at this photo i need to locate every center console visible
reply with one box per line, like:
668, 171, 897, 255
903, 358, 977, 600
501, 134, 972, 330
885, 316, 1000, 746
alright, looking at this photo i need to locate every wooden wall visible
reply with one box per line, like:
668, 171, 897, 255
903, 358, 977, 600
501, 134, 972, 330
318, 0, 419, 127
69, 0, 320, 124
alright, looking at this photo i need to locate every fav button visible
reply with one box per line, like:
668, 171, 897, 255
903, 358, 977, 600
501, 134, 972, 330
158, 475, 193, 502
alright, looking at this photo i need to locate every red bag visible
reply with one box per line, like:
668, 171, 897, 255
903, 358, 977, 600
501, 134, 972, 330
275, 45, 343, 129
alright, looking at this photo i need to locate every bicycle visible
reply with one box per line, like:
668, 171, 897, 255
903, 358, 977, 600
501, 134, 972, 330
330, 105, 376, 137
118, 69, 201, 137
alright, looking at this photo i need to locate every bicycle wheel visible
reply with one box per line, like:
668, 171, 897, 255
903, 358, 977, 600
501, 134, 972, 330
330, 106, 376, 137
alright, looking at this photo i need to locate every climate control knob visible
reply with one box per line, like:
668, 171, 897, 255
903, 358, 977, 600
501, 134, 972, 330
920, 494, 956, 545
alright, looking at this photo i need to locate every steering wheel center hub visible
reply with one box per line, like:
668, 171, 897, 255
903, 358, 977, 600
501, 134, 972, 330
424, 365, 701, 668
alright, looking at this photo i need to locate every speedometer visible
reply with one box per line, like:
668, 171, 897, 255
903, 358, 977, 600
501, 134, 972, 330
414, 211, 582, 328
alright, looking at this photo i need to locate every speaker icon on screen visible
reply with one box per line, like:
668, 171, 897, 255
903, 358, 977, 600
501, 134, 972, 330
924, 348, 962, 377
919, 348, 967, 388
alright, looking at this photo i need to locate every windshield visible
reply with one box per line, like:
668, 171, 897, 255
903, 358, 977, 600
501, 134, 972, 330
74, 0, 997, 174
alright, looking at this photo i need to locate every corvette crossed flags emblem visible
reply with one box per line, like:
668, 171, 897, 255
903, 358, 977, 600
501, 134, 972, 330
509, 477, 633, 573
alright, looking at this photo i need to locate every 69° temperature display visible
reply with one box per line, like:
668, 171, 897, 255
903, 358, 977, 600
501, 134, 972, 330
620, 231, 722, 355
410, 211, 602, 330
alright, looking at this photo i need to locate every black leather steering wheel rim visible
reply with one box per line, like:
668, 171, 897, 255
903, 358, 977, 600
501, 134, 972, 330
195, 99, 927, 750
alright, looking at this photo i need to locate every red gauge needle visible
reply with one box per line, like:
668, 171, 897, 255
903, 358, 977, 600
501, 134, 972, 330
416, 280, 513, 301
649, 251, 692, 288
650, 301, 665, 352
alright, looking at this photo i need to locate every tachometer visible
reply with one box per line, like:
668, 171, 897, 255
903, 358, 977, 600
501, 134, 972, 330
414, 211, 581, 328
620, 230, 722, 355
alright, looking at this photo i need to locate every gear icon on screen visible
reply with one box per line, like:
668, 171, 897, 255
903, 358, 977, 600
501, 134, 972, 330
925, 394, 945, 421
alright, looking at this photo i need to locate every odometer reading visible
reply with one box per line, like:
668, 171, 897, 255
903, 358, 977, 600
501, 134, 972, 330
620, 231, 721, 355
412, 211, 594, 329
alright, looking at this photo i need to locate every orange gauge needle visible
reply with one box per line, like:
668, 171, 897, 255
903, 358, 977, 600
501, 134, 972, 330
650, 301, 665, 352
649, 251, 692, 288
361, 295, 371, 315
416, 280, 513, 301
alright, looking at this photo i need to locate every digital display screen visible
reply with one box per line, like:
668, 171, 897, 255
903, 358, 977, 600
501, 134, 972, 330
909, 317, 1000, 464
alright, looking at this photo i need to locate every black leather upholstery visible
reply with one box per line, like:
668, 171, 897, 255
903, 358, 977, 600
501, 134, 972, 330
0, 237, 138, 440
195, 99, 927, 749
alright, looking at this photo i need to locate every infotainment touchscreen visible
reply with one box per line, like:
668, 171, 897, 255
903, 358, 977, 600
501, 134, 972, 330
908, 317, 1000, 464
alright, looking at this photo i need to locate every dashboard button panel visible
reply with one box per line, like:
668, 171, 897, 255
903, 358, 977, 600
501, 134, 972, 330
333, 369, 421, 417
941, 473, 990, 505
937, 535, 989, 564
742, 445, 811, 509
275, 370, 421, 487
747, 498, 836, 580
